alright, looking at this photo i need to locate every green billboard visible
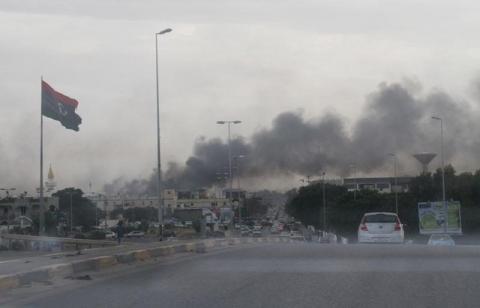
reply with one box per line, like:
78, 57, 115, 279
418, 201, 462, 234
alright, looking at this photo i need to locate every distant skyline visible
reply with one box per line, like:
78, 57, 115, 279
1, 0, 480, 194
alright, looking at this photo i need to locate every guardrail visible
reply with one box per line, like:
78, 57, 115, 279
0, 234, 117, 251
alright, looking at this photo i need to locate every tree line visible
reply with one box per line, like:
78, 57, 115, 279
286, 165, 480, 235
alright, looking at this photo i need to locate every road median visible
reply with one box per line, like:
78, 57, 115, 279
0, 236, 292, 292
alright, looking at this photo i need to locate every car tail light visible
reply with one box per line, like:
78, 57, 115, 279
394, 222, 401, 231
360, 224, 368, 231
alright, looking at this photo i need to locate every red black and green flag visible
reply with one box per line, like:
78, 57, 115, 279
41, 81, 82, 131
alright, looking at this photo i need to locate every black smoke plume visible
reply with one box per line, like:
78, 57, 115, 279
104, 81, 480, 194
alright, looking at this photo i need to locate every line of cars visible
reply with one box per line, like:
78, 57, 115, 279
240, 225, 263, 237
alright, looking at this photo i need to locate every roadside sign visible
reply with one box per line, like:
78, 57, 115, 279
418, 201, 462, 234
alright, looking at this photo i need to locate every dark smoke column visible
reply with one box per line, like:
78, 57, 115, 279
217, 120, 242, 212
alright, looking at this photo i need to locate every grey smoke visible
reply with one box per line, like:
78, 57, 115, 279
104, 80, 480, 194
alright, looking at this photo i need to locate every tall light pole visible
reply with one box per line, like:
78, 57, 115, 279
155, 28, 172, 238
388, 153, 398, 214
216, 120, 242, 211
349, 164, 357, 201
432, 116, 447, 233
322, 172, 326, 237
69, 191, 73, 233
233, 155, 246, 225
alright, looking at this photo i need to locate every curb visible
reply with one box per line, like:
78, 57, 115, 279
0, 237, 292, 292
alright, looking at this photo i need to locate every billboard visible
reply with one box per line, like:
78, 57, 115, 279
418, 201, 462, 234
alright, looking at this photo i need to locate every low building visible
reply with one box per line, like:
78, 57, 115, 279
343, 177, 413, 193
87, 189, 230, 218
0, 197, 59, 226
88, 194, 160, 214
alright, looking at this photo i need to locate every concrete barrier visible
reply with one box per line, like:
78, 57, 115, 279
17, 269, 50, 285
0, 236, 293, 292
71, 258, 97, 273
115, 251, 136, 264
44, 263, 74, 279
0, 274, 19, 290
93, 256, 118, 270
0, 234, 116, 251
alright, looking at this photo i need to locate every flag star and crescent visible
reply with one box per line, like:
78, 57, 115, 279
41, 80, 82, 131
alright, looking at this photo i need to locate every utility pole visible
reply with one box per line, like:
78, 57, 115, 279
216, 120, 242, 214
70, 191, 73, 233
349, 164, 357, 201
155, 28, 172, 240
388, 153, 399, 215
322, 172, 326, 237
432, 116, 447, 233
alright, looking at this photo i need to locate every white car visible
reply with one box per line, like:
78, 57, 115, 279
126, 231, 145, 238
427, 234, 455, 246
290, 231, 305, 241
105, 230, 116, 239
358, 212, 404, 243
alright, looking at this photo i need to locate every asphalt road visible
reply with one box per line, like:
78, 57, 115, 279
5, 242, 480, 308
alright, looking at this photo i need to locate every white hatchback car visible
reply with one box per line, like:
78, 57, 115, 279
358, 212, 404, 243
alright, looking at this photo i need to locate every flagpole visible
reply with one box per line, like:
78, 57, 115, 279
39, 77, 45, 235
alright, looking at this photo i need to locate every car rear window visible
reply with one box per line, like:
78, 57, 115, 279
363, 214, 397, 223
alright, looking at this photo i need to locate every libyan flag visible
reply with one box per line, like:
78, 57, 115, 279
42, 81, 82, 131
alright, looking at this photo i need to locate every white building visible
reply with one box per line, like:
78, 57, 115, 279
87, 189, 230, 218
0, 196, 59, 226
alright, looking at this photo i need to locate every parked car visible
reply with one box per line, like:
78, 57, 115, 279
427, 234, 455, 246
241, 227, 252, 237
358, 212, 404, 244
252, 227, 262, 237
270, 226, 280, 234
105, 230, 116, 239
290, 231, 304, 241
126, 231, 145, 238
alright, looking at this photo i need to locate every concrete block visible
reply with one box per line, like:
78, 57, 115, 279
133, 250, 152, 262
195, 242, 207, 253
93, 256, 118, 270
44, 263, 74, 279
71, 259, 96, 273
0, 274, 19, 291
115, 252, 136, 264
17, 269, 50, 285
204, 239, 216, 248
183, 242, 196, 252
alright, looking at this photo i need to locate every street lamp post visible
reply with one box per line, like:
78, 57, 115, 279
234, 155, 246, 225
349, 164, 357, 201
432, 116, 447, 233
388, 153, 399, 215
322, 172, 326, 237
216, 120, 242, 212
103, 195, 108, 229
155, 28, 172, 239
69, 191, 73, 233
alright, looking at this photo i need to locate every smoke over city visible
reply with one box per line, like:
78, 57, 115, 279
105, 81, 480, 194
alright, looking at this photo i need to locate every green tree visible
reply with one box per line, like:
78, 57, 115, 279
53, 188, 97, 230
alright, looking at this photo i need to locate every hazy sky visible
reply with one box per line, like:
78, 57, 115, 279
1, 0, 480, 194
